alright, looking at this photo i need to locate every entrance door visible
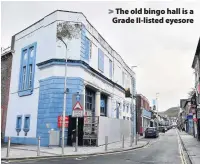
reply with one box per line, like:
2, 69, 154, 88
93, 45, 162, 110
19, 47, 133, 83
67, 116, 84, 146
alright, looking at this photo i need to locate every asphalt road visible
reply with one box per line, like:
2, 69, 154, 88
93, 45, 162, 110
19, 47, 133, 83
10, 129, 183, 164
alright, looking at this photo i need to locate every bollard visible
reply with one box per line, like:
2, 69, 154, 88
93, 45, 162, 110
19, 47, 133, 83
122, 135, 124, 148
135, 132, 138, 145
129, 134, 133, 147
105, 136, 108, 151
6, 136, 11, 158
75, 136, 78, 152
37, 136, 40, 156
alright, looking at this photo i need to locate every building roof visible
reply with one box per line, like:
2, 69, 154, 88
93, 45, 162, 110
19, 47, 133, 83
192, 37, 200, 68
1, 47, 13, 58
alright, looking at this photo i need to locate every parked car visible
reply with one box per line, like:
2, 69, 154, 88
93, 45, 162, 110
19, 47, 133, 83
158, 126, 165, 133
145, 127, 159, 138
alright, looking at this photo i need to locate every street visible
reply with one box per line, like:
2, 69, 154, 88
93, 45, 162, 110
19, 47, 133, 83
11, 129, 183, 164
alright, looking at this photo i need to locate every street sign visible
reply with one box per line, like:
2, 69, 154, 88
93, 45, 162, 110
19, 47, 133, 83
58, 116, 69, 128
72, 93, 84, 118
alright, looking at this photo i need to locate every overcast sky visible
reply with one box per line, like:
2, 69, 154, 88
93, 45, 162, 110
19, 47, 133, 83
1, 1, 200, 111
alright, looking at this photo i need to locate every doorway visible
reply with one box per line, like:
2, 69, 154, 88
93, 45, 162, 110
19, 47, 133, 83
67, 116, 84, 146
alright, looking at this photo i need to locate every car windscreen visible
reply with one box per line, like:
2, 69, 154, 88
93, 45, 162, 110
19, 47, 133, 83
147, 128, 155, 131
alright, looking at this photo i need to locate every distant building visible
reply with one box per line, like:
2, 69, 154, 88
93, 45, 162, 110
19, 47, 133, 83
1, 47, 13, 141
191, 37, 200, 141
136, 94, 151, 136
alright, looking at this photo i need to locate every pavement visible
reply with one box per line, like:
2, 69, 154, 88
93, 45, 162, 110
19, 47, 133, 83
178, 130, 200, 164
2, 129, 185, 164
1, 136, 147, 161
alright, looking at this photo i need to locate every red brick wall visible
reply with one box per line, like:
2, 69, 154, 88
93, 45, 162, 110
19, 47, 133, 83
1, 53, 12, 139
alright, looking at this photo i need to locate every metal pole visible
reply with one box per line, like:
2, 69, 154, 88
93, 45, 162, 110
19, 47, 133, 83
136, 132, 138, 145
105, 136, 108, 151
60, 39, 68, 155
130, 134, 133, 147
131, 76, 134, 144
122, 135, 124, 148
75, 117, 78, 152
37, 136, 40, 156
6, 136, 11, 158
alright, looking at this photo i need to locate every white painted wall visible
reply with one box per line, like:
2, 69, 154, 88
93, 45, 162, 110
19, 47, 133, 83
98, 116, 131, 145
5, 89, 39, 137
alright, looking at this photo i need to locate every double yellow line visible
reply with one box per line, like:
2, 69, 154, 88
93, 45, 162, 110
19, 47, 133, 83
176, 129, 187, 164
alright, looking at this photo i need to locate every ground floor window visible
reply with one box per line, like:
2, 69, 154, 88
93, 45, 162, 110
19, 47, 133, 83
100, 94, 107, 116
85, 88, 95, 114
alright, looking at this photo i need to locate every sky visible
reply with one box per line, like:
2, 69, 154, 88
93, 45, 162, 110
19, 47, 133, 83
1, 1, 200, 112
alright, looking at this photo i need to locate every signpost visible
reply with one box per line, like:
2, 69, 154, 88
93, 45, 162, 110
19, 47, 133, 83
72, 92, 84, 152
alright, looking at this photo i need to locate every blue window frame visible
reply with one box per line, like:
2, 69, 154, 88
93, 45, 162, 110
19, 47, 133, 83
16, 115, 22, 131
98, 48, 104, 72
109, 59, 112, 79
18, 42, 37, 97
23, 115, 30, 132
84, 37, 90, 61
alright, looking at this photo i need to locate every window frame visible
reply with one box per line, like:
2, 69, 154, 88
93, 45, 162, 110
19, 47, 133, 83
23, 114, 31, 133
109, 59, 112, 79
18, 42, 37, 97
98, 48, 104, 72
16, 115, 22, 132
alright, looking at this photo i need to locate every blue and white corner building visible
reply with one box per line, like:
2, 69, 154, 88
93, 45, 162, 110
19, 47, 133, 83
5, 10, 136, 146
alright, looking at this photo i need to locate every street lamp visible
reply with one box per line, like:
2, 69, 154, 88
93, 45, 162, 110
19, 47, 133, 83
57, 37, 68, 155
131, 66, 137, 145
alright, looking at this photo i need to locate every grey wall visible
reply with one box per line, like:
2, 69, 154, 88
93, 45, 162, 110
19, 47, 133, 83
98, 116, 131, 146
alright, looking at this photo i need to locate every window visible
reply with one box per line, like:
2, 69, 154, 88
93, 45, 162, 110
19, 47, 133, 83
85, 88, 95, 112
109, 59, 112, 79
16, 116, 22, 130
123, 103, 125, 112
23, 115, 30, 132
98, 48, 104, 72
122, 71, 125, 86
85, 37, 90, 61
127, 105, 129, 113
19, 43, 37, 96
100, 95, 107, 116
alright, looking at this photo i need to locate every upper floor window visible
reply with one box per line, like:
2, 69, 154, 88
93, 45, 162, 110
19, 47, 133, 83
98, 48, 104, 72
18, 42, 37, 97
109, 59, 112, 79
85, 37, 90, 61
122, 71, 125, 86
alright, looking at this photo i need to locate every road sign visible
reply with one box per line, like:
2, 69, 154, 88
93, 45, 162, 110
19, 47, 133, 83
72, 93, 84, 118
58, 116, 69, 128
73, 102, 83, 110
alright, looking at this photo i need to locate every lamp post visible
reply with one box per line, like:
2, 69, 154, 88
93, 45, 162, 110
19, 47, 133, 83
156, 93, 159, 128
131, 66, 137, 145
58, 37, 68, 155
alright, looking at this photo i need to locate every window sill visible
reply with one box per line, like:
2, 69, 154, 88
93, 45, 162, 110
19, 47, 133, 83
23, 128, 30, 132
18, 89, 33, 97
16, 128, 21, 132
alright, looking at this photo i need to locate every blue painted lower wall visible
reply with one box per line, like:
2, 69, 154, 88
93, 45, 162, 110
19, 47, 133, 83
5, 76, 84, 146
37, 76, 84, 146
4, 136, 37, 145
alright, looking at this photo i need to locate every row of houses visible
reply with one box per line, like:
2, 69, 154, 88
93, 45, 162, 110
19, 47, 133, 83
178, 38, 200, 141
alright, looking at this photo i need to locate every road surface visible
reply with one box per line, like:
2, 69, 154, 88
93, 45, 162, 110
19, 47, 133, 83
10, 129, 183, 164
